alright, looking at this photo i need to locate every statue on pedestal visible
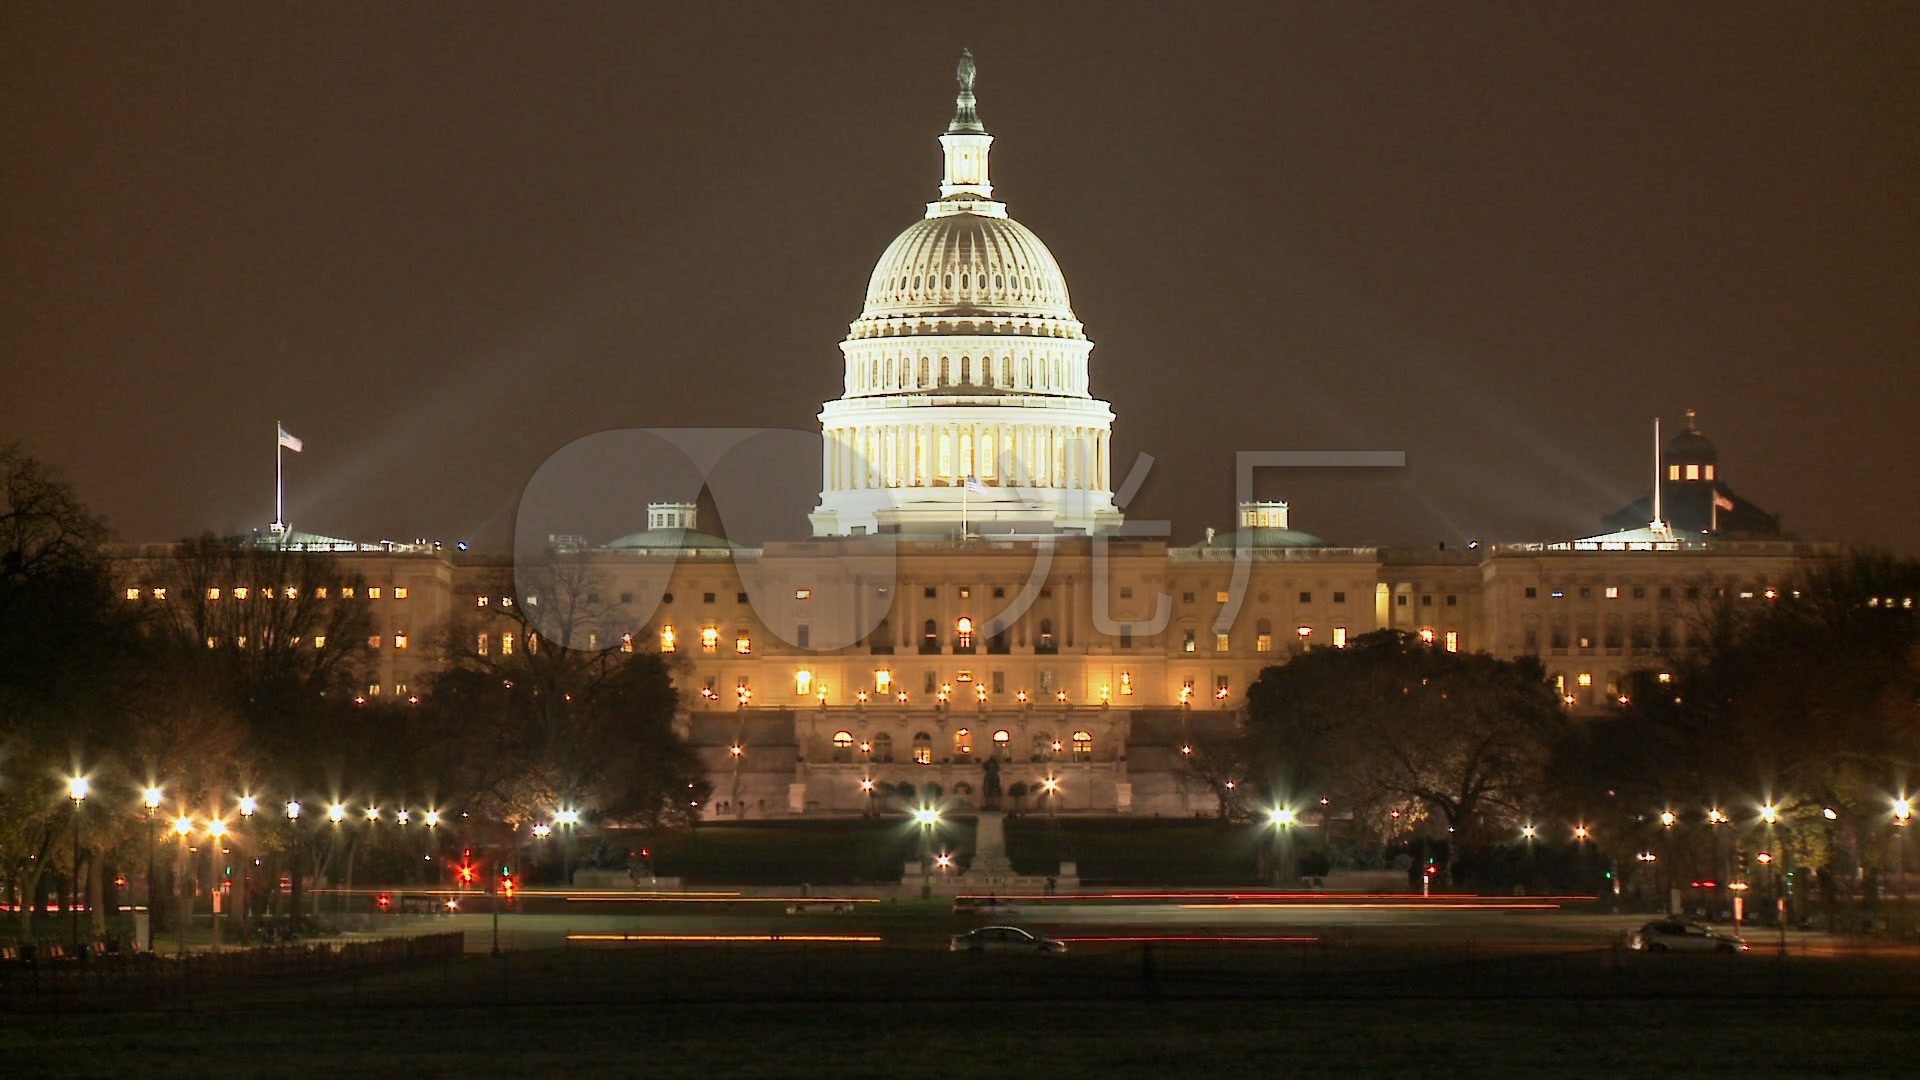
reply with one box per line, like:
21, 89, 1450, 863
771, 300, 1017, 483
982, 756, 1002, 811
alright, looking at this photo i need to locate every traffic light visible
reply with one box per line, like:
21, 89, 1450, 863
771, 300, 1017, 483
501, 874, 517, 900
456, 860, 477, 886
376, 892, 392, 912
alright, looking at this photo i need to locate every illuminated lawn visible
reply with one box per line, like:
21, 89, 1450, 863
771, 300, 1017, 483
1003, 816, 1263, 883
621, 817, 975, 885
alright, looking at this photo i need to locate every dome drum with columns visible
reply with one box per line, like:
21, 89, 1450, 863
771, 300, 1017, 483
811, 51, 1122, 537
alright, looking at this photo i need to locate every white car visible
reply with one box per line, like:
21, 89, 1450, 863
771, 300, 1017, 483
1629, 920, 1749, 954
949, 926, 1067, 954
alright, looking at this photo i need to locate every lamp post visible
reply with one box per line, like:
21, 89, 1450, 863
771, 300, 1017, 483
285, 800, 304, 937
1895, 797, 1910, 938
66, 776, 88, 950
206, 817, 228, 952
238, 796, 257, 943
1660, 810, 1677, 915
142, 786, 162, 952
913, 806, 940, 900
170, 814, 192, 954
555, 808, 581, 887
1268, 806, 1295, 888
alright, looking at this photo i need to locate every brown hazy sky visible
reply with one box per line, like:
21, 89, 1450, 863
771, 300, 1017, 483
3, 3, 1916, 551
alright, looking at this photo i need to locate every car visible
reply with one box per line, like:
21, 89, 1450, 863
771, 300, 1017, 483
1628, 920, 1749, 954
949, 926, 1067, 954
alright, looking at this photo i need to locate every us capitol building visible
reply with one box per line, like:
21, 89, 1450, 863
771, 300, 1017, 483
118, 54, 1830, 819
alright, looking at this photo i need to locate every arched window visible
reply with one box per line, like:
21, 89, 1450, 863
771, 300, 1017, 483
980, 434, 995, 479
993, 729, 1012, 761
1037, 618, 1056, 654
959, 432, 973, 477
1032, 731, 1053, 760
912, 732, 933, 765
921, 618, 939, 654
955, 616, 974, 652
872, 732, 893, 762
1256, 618, 1273, 654
939, 356, 951, 385
870, 617, 893, 655
918, 357, 931, 387
954, 728, 972, 756
832, 730, 854, 764
1072, 730, 1093, 762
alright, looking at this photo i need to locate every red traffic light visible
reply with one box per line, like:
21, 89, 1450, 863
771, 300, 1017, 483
501, 877, 516, 899
456, 862, 477, 885
1424, 864, 1439, 876
376, 892, 392, 910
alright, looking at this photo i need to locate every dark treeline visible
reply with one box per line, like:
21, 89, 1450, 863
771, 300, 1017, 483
0, 443, 705, 941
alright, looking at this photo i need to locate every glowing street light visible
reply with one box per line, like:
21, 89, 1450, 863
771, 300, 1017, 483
327, 802, 346, 824
424, 809, 441, 829
1522, 824, 1537, 840
1760, 803, 1778, 826
1660, 810, 1675, 828
172, 815, 194, 838
1822, 807, 1838, 821
65, 775, 88, 948
532, 823, 552, 839
68, 776, 90, 802
396, 809, 411, 826
144, 786, 164, 811
365, 806, 381, 822
1268, 807, 1295, 827
1574, 824, 1590, 842
207, 818, 227, 839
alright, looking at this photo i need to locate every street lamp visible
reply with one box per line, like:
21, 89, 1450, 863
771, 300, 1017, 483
1895, 797, 1911, 938
170, 814, 193, 954
142, 786, 162, 952
66, 776, 88, 950
1267, 806, 1295, 887
237, 796, 257, 942
285, 799, 304, 936
206, 817, 228, 951
1042, 775, 1059, 817
328, 802, 346, 824
912, 806, 940, 899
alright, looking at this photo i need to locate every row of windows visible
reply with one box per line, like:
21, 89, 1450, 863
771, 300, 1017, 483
1523, 584, 1778, 601
205, 632, 411, 650
1179, 590, 1355, 605
130, 585, 407, 601
854, 352, 1075, 393
1180, 626, 1355, 652
823, 728, 1093, 764
1668, 464, 1717, 481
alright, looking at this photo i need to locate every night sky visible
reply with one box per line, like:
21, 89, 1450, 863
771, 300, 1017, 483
4, 4, 1915, 551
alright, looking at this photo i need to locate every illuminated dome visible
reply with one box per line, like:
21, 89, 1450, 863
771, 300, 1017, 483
857, 214, 1080, 331
810, 51, 1122, 538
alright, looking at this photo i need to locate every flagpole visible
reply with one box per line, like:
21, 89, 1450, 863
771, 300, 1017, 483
1650, 417, 1663, 531
275, 419, 284, 532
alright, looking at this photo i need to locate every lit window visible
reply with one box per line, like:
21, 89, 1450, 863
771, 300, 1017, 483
340, 587, 354, 599
1605, 587, 1619, 599
206, 637, 217, 649
1704, 465, 1715, 480
208, 587, 222, 600
233, 587, 249, 600
1256, 632, 1273, 652
1119, 672, 1133, 696
368, 635, 382, 650
874, 669, 892, 693
1071, 730, 1092, 761
621, 633, 634, 654
237, 636, 248, 649
1668, 465, 1681, 480
477, 633, 489, 655
284, 587, 297, 600
955, 616, 974, 650
1214, 633, 1230, 652
368, 684, 381, 697
313, 635, 326, 649
1445, 630, 1459, 653
795, 588, 812, 600
1685, 464, 1699, 481
394, 587, 409, 600
317, 587, 328, 599
394, 632, 409, 650
1333, 627, 1347, 648
1576, 672, 1592, 687
701, 626, 719, 652
660, 625, 676, 652
736, 632, 752, 655
1296, 625, 1313, 641
795, 669, 813, 696
912, 733, 932, 765
1183, 629, 1196, 653
831, 730, 853, 763
587, 634, 599, 651
1418, 628, 1436, 644
501, 632, 514, 656
1215, 591, 1229, 604
125, 587, 141, 600
368, 587, 382, 599
954, 728, 972, 755
476, 595, 489, 607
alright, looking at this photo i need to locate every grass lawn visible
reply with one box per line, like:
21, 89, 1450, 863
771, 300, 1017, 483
618, 818, 977, 885
6, 944, 1917, 1077
1003, 815, 1262, 884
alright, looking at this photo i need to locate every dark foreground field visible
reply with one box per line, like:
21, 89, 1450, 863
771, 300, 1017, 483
5, 941, 1916, 1077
